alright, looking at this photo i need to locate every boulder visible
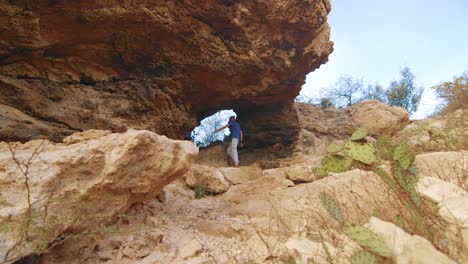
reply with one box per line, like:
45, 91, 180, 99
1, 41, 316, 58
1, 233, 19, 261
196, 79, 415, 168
350, 100, 409, 136
0, 129, 198, 262
417, 177, 468, 261
365, 217, 455, 264
185, 164, 231, 194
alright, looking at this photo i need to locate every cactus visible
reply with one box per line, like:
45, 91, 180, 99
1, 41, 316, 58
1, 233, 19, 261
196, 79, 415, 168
393, 144, 414, 169
344, 225, 391, 257
350, 127, 368, 141
373, 165, 399, 192
320, 192, 343, 223
375, 136, 394, 161
345, 141, 376, 165
393, 214, 404, 229
313, 167, 328, 178
403, 200, 429, 239
322, 155, 352, 173
394, 164, 421, 205
327, 142, 344, 154
351, 250, 377, 264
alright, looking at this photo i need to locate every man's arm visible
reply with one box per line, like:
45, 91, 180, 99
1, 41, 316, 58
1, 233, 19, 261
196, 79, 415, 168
214, 124, 229, 133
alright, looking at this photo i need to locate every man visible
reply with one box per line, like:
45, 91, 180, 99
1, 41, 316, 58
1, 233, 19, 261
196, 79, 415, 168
214, 116, 243, 167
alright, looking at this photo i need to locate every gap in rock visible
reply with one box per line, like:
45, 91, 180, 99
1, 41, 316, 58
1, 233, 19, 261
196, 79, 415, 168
191, 109, 237, 148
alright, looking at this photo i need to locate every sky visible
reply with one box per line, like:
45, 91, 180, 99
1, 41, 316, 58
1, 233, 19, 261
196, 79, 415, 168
302, 0, 468, 119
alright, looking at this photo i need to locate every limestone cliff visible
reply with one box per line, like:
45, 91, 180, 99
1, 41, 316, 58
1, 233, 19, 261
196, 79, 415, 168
0, 0, 333, 143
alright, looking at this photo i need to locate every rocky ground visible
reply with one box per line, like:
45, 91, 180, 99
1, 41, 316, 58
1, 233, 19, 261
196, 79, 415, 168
1, 1, 466, 263
1, 102, 466, 264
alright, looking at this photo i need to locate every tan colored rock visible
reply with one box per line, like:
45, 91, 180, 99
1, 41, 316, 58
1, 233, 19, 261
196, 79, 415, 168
285, 158, 322, 183
417, 177, 468, 261
365, 217, 455, 264
0, 129, 198, 262
186, 164, 231, 194
176, 237, 203, 260
350, 100, 409, 136
415, 151, 467, 189
218, 166, 263, 185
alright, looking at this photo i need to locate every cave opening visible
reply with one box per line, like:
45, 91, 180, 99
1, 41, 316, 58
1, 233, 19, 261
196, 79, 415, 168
190, 109, 237, 148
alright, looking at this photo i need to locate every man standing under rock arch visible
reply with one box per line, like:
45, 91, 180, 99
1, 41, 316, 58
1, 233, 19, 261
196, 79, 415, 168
214, 116, 243, 167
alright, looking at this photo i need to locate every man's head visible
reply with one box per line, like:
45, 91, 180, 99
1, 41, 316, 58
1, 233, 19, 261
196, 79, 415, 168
229, 116, 236, 121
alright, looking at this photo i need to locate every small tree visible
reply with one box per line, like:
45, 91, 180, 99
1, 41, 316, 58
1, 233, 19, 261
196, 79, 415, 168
432, 72, 468, 115
324, 76, 364, 107
363, 82, 386, 102
385, 67, 423, 115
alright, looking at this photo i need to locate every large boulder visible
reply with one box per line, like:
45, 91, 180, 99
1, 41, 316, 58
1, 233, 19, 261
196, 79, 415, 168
350, 100, 409, 136
185, 164, 231, 194
0, 129, 198, 262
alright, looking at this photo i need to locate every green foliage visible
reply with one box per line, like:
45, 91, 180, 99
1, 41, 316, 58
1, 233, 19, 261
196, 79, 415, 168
326, 142, 344, 154
322, 155, 352, 173
312, 167, 328, 178
385, 66, 423, 115
432, 71, 468, 115
393, 144, 414, 169
320, 192, 343, 223
345, 141, 376, 165
194, 185, 207, 199
351, 250, 377, 264
350, 127, 368, 141
344, 225, 391, 257
317, 67, 423, 113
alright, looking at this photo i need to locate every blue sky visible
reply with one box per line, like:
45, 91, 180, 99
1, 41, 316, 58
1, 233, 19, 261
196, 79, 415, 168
302, 0, 468, 119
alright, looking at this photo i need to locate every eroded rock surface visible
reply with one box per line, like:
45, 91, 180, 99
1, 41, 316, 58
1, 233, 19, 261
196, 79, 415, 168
0, 0, 333, 144
0, 129, 198, 262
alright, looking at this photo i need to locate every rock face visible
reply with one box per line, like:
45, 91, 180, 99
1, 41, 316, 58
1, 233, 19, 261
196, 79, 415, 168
0, 0, 333, 144
0, 129, 198, 262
